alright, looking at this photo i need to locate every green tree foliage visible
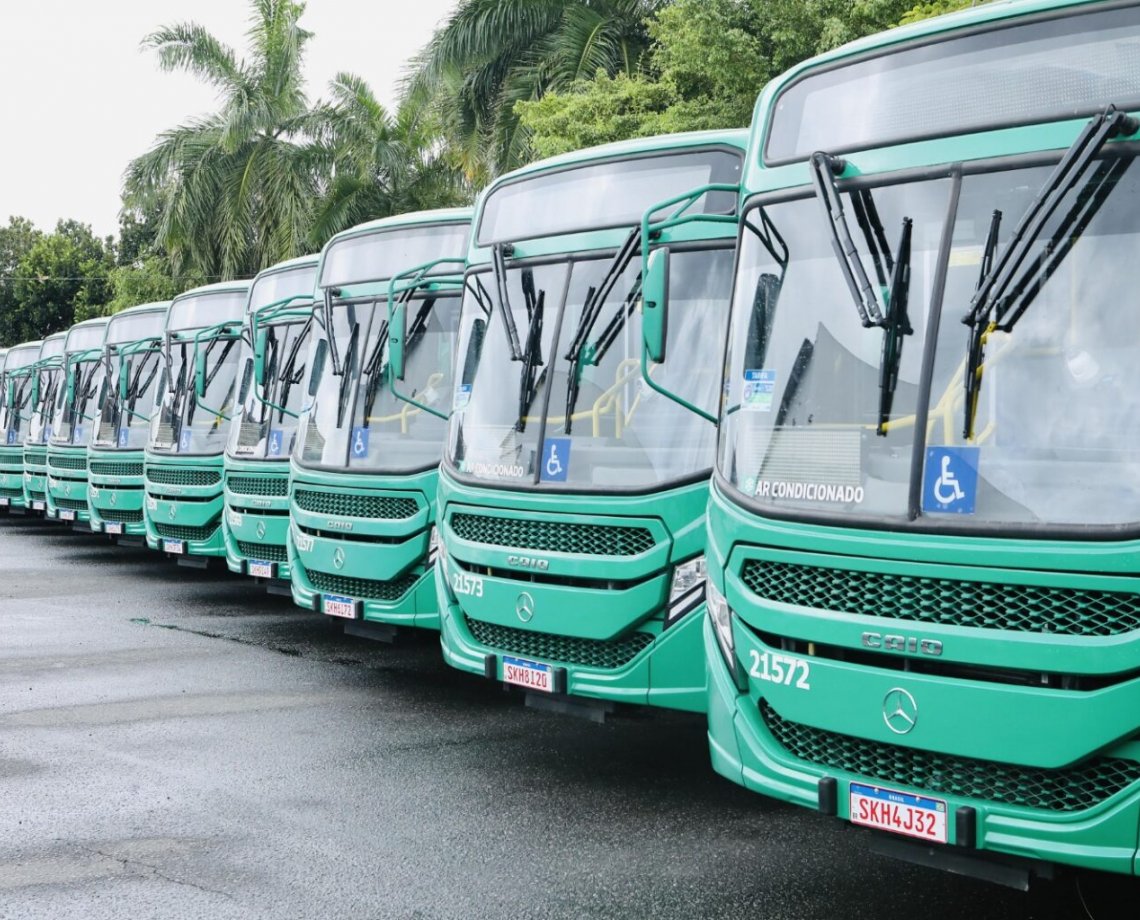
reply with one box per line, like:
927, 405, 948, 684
899, 0, 981, 25
1, 221, 113, 344
406, 0, 665, 181
0, 217, 44, 347
308, 74, 470, 246
124, 0, 322, 281
518, 0, 981, 157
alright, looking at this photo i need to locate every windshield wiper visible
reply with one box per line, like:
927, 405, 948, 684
360, 315, 390, 428
491, 243, 523, 361
961, 105, 1138, 439
335, 321, 360, 428
274, 316, 312, 421
810, 151, 915, 435
562, 227, 642, 435
514, 271, 545, 433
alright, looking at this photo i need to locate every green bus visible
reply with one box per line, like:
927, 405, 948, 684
45, 316, 111, 526
435, 131, 745, 714
144, 281, 251, 561
23, 332, 66, 513
0, 340, 40, 512
88, 302, 172, 541
702, 0, 1140, 882
223, 254, 319, 587
288, 209, 471, 638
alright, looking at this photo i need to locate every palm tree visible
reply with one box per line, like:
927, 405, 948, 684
307, 74, 471, 246
407, 0, 665, 182
124, 0, 322, 280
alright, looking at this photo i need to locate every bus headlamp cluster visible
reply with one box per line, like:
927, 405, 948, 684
706, 578, 734, 666
667, 555, 706, 623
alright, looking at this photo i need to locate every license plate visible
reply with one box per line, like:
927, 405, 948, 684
502, 655, 554, 693
31, 500, 45, 511
850, 783, 948, 844
0, 497, 8, 507
59, 509, 76, 521
248, 560, 275, 579
164, 539, 185, 555
105, 522, 123, 535
322, 594, 359, 619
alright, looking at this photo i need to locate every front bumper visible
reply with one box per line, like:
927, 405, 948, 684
0, 446, 27, 510
46, 448, 92, 525
143, 459, 225, 556
89, 452, 148, 538
22, 446, 47, 511
436, 561, 707, 712
223, 465, 292, 580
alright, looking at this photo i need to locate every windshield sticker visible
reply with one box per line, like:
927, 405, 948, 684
742, 369, 776, 412
267, 429, 283, 457
460, 458, 527, 479
540, 437, 571, 483
923, 446, 979, 514
118, 427, 129, 448
73, 425, 84, 444
350, 426, 370, 459
453, 384, 471, 412
756, 479, 864, 503
6, 430, 14, 445
178, 429, 192, 452
233, 444, 257, 456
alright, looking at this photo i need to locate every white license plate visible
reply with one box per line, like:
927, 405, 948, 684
248, 560, 275, 579
31, 500, 45, 511
105, 522, 123, 535
502, 655, 554, 693
323, 594, 358, 619
0, 497, 8, 507
59, 509, 76, 521
850, 783, 948, 844
164, 539, 185, 555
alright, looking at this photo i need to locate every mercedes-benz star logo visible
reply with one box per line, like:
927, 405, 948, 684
110, 492, 117, 506
515, 591, 535, 623
332, 546, 346, 570
256, 521, 266, 540
168, 504, 177, 520
882, 687, 918, 735
64, 482, 72, 496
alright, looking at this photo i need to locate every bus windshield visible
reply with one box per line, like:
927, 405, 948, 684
447, 245, 734, 490
297, 291, 460, 472
720, 154, 1140, 529
150, 292, 246, 456
0, 346, 41, 446
50, 324, 108, 446
93, 312, 168, 450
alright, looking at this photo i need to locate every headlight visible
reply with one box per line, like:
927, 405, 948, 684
707, 578, 735, 666
666, 554, 706, 623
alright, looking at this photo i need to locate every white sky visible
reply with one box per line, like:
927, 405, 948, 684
0, 0, 458, 239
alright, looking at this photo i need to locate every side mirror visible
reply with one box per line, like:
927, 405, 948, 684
389, 301, 407, 381
308, 340, 327, 397
253, 327, 269, 386
195, 347, 207, 398
642, 248, 670, 363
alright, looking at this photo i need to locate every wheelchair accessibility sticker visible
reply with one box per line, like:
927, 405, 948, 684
118, 427, 129, 448
540, 437, 571, 483
923, 446, 979, 514
6, 430, 14, 445
179, 428, 192, 452
267, 429, 283, 457
350, 426, 370, 459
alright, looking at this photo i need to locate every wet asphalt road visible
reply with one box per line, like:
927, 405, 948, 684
0, 515, 1130, 919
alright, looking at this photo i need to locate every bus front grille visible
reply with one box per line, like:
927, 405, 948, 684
98, 509, 143, 523
90, 461, 144, 477
48, 454, 87, 471
307, 568, 419, 601
228, 475, 288, 497
237, 540, 287, 563
54, 498, 88, 511
464, 616, 654, 670
294, 489, 417, 520
760, 700, 1140, 813
146, 467, 222, 487
154, 521, 219, 542
740, 559, 1140, 637
24, 448, 46, 468
450, 514, 654, 556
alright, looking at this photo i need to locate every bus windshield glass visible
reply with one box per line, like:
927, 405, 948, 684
150, 293, 246, 456
720, 154, 1140, 529
93, 312, 167, 450
477, 150, 741, 245
248, 264, 317, 313
447, 246, 734, 490
50, 325, 108, 446
0, 345, 41, 445
766, 5, 1140, 162
297, 291, 461, 472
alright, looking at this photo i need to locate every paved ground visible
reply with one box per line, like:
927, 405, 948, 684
0, 515, 1132, 919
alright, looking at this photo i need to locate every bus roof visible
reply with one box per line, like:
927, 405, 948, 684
253, 253, 320, 276
112, 301, 172, 319
6, 341, 42, 370
325, 207, 474, 245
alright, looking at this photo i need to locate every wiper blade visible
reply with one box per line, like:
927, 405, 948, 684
809, 152, 885, 328
275, 316, 312, 421
961, 105, 1138, 439
335, 322, 360, 429
491, 243, 523, 361
876, 218, 913, 437
563, 228, 642, 435
361, 318, 390, 426
514, 279, 545, 433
